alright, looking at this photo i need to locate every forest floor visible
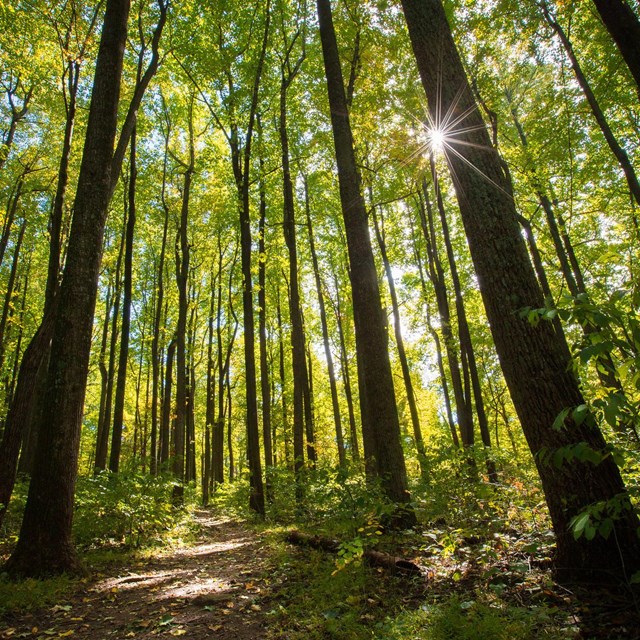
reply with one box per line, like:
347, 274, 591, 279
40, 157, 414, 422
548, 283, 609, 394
1, 509, 640, 639
0, 512, 273, 639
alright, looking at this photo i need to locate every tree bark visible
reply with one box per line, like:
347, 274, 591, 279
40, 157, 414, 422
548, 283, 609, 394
4, 0, 130, 577
317, 0, 414, 523
401, 0, 640, 581
591, 0, 640, 99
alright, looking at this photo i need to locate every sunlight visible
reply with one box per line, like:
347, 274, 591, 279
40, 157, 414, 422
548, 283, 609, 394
428, 127, 445, 155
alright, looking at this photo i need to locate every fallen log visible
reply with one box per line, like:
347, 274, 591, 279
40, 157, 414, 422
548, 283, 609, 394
285, 530, 423, 576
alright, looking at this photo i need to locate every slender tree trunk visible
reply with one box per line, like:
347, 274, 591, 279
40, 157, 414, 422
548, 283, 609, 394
150, 121, 171, 476
431, 161, 495, 479
305, 178, 345, 466
280, 62, 312, 486
332, 277, 360, 462
229, 1, 271, 517
173, 133, 194, 500
110, 128, 137, 473
0, 219, 26, 375
0, 78, 32, 173
257, 152, 273, 496
541, 0, 640, 207
371, 204, 428, 477
95, 224, 125, 472
276, 286, 291, 466
4, 0, 130, 577
160, 336, 176, 468
412, 229, 459, 448
417, 185, 472, 446
316, 0, 414, 522
402, 0, 640, 581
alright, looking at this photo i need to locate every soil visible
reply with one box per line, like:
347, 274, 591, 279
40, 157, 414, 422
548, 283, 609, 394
0, 513, 274, 640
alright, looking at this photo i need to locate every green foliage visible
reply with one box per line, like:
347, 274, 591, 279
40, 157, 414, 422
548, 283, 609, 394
0, 575, 77, 616
73, 472, 196, 549
375, 596, 574, 640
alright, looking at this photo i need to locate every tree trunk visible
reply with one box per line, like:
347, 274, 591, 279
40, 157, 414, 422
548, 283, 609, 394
280, 60, 312, 487
4, 0, 130, 577
95, 224, 125, 473
172, 101, 195, 502
305, 177, 346, 466
431, 161, 495, 479
160, 336, 176, 469
150, 119, 171, 476
417, 184, 472, 446
228, 1, 271, 517
257, 150, 273, 495
541, 1, 640, 208
401, 0, 640, 581
317, 0, 413, 523
371, 204, 428, 478
591, 0, 640, 99
109, 128, 137, 473
332, 275, 360, 461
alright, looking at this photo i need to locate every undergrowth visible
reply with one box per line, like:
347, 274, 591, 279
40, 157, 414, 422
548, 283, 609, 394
0, 472, 199, 616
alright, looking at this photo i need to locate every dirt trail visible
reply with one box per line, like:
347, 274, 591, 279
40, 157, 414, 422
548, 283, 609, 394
1, 513, 273, 639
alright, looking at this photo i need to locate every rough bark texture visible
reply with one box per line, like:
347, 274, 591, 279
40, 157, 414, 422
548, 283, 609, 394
4, 0, 130, 577
592, 0, 640, 98
401, 0, 640, 582
317, 0, 413, 521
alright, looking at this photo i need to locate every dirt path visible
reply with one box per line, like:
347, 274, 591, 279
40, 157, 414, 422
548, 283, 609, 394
1, 513, 274, 640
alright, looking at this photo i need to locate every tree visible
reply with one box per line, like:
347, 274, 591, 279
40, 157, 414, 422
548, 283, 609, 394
591, 0, 640, 98
400, 0, 640, 581
316, 0, 414, 523
4, 0, 131, 577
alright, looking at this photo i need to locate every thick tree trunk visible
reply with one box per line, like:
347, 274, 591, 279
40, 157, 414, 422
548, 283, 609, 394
591, 0, 640, 99
317, 0, 413, 522
4, 0, 130, 577
401, 0, 640, 581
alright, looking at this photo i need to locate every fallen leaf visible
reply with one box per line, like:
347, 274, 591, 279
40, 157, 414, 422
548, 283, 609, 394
208, 625, 222, 632
169, 630, 186, 637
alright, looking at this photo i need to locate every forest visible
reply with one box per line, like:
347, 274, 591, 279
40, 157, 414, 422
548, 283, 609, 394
1, 0, 640, 637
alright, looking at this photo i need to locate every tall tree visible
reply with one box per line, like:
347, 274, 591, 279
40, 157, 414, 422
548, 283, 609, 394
316, 0, 414, 522
401, 0, 640, 580
4, 0, 131, 577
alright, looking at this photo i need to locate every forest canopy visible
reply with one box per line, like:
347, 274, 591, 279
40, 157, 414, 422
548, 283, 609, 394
0, 0, 639, 596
